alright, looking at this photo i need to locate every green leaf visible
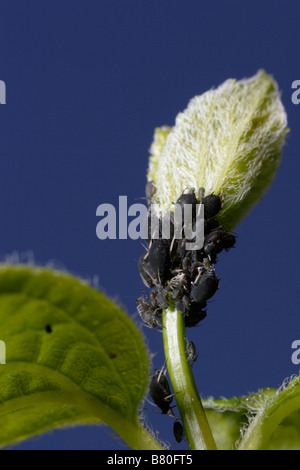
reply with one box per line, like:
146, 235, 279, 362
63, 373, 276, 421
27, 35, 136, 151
264, 410, 300, 450
203, 377, 300, 450
203, 395, 251, 450
0, 265, 162, 450
239, 375, 300, 450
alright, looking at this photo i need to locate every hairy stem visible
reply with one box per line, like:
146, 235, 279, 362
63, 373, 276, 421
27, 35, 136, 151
162, 305, 217, 450
119, 421, 166, 450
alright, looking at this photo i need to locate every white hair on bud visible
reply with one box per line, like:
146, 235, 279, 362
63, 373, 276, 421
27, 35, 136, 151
148, 70, 288, 230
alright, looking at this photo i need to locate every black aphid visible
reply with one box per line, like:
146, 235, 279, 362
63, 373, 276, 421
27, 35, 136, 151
138, 253, 155, 288
175, 294, 192, 316
204, 217, 219, 235
145, 209, 161, 243
190, 268, 219, 304
162, 210, 175, 242
145, 180, 156, 203
45, 324, 52, 334
190, 261, 203, 278
175, 189, 199, 231
203, 228, 236, 261
176, 189, 198, 213
145, 206, 175, 244
136, 295, 158, 328
202, 194, 222, 220
176, 238, 188, 261
182, 255, 192, 273
148, 239, 171, 284
149, 369, 174, 414
184, 303, 207, 328
169, 272, 189, 297
173, 420, 184, 443
186, 340, 198, 363
150, 284, 169, 311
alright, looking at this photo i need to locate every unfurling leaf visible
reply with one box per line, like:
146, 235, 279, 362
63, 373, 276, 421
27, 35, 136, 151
203, 375, 300, 450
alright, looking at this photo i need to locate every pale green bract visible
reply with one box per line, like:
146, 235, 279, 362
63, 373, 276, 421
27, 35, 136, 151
148, 70, 288, 230
204, 375, 300, 450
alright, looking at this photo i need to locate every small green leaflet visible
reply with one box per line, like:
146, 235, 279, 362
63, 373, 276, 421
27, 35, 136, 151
204, 379, 300, 450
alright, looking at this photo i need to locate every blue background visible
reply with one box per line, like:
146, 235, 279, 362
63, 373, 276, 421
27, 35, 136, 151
0, 0, 299, 450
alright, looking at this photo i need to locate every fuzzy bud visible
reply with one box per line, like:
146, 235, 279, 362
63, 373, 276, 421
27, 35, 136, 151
148, 70, 288, 230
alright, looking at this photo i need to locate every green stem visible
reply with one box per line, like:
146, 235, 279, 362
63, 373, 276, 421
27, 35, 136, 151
117, 420, 166, 451
162, 305, 217, 450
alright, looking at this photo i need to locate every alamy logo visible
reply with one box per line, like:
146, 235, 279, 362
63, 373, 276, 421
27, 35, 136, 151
0, 80, 6, 104
291, 340, 300, 365
291, 80, 300, 105
96, 196, 205, 251
0, 341, 6, 364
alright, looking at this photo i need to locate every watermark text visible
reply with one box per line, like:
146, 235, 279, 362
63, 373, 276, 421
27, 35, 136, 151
291, 340, 300, 365
291, 80, 300, 105
0, 341, 6, 364
0, 80, 6, 104
96, 196, 204, 250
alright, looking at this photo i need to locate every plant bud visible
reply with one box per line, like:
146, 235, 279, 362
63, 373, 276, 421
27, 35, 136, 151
148, 70, 288, 230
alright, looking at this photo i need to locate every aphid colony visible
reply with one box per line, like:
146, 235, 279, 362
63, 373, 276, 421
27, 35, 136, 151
137, 182, 236, 333
137, 182, 236, 443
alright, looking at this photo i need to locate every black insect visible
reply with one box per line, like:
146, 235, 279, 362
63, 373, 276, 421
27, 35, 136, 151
145, 180, 156, 204
161, 210, 175, 242
203, 228, 236, 261
144, 206, 175, 244
138, 253, 155, 288
191, 248, 205, 263
204, 217, 219, 235
175, 294, 192, 316
175, 188, 198, 213
182, 255, 192, 274
150, 284, 169, 311
186, 340, 198, 363
184, 302, 207, 328
202, 194, 222, 220
174, 293, 206, 327
144, 209, 161, 243
190, 268, 219, 304
148, 238, 171, 284
136, 295, 159, 328
176, 238, 188, 261
169, 273, 189, 301
149, 369, 174, 414
45, 324, 52, 334
189, 260, 204, 278
173, 420, 184, 443
175, 189, 199, 235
